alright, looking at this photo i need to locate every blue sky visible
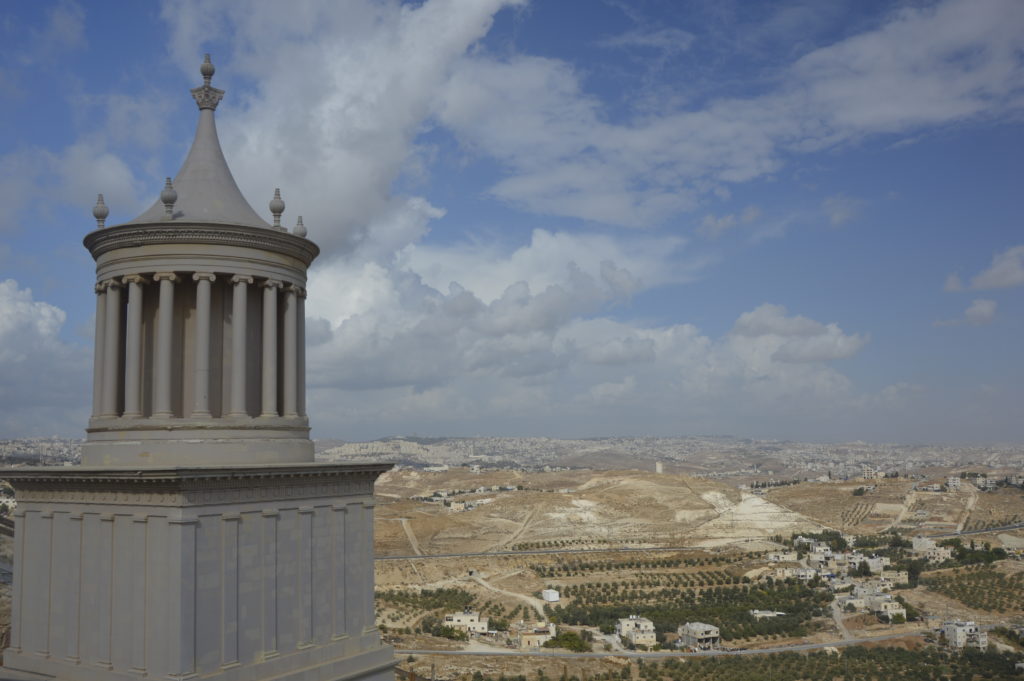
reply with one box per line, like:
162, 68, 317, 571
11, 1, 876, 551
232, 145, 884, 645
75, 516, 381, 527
1, 0, 1022, 443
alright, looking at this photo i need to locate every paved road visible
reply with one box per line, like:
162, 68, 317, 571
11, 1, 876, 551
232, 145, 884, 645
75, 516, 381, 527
376, 543, 757, 561
933, 521, 1024, 538
396, 631, 923, 659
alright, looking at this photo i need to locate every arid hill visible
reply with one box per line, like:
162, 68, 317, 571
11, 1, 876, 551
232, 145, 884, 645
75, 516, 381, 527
375, 468, 823, 555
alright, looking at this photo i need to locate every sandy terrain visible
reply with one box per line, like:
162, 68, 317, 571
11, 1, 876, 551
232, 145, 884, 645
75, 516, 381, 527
376, 468, 827, 556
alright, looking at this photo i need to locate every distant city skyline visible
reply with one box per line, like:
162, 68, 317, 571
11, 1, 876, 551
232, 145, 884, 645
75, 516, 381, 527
1, 0, 1022, 443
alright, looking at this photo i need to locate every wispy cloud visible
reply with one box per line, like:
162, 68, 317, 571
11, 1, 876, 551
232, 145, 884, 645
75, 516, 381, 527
969, 245, 1024, 290
698, 205, 761, 239
598, 27, 695, 54
935, 298, 997, 326
822, 194, 862, 227
436, 0, 1024, 228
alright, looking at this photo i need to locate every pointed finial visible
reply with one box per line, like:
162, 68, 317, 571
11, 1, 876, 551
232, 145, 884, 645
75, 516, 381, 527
200, 54, 215, 85
294, 215, 306, 237
161, 178, 178, 219
191, 54, 225, 110
269, 188, 285, 230
92, 194, 109, 229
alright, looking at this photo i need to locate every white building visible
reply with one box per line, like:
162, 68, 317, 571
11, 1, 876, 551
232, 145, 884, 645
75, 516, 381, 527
911, 535, 955, 563
767, 551, 799, 562
946, 476, 961, 490
444, 610, 489, 634
865, 594, 906, 621
795, 567, 819, 581
616, 616, 657, 648
749, 610, 786, 620
942, 621, 988, 650
515, 622, 556, 648
541, 589, 560, 602
925, 545, 954, 563
880, 569, 910, 585
677, 622, 719, 650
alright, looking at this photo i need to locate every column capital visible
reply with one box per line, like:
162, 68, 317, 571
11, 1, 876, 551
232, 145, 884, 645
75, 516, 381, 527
101, 278, 123, 290
260, 278, 283, 289
153, 272, 179, 283
284, 283, 306, 297
95, 282, 106, 294
231, 274, 254, 285
192, 271, 217, 283
122, 274, 150, 286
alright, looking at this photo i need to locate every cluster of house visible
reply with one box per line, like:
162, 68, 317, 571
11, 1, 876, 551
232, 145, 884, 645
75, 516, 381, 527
769, 537, 909, 583
916, 473, 1024, 493
909, 535, 955, 563
835, 585, 907, 621
765, 535, 947, 621
443, 610, 998, 653
613, 616, 725, 651
441, 610, 562, 649
412, 484, 521, 512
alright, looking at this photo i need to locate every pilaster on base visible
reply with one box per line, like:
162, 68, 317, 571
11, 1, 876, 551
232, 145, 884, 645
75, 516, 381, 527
1, 463, 395, 681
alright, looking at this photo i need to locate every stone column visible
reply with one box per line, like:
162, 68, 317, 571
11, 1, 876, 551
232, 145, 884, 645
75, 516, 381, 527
153, 272, 179, 418
282, 284, 299, 418
191, 272, 216, 417
100, 279, 122, 418
91, 283, 106, 418
122, 274, 148, 418
229, 275, 254, 417
297, 287, 307, 418
260, 279, 282, 417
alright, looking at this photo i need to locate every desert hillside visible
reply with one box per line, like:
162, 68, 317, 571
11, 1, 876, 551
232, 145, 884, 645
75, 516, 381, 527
375, 467, 824, 555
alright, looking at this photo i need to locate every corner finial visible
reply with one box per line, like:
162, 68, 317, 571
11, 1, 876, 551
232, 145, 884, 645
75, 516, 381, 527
294, 215, 307, 237
191, 54, 224, 110
200, 54, 215, 85
270, 188, 285, 230
92, 194, 109, 229
161, 178, 178, 219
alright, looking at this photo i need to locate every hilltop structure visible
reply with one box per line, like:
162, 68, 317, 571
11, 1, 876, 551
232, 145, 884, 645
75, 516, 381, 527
1, 57, 394, 681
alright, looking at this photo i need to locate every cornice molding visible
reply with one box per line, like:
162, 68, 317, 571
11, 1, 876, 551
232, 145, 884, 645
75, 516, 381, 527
84, 222, 320, 267
2, 463, 391, 506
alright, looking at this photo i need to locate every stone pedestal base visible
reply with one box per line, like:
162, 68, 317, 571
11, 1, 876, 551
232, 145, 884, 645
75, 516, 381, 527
1, 464, 395, 681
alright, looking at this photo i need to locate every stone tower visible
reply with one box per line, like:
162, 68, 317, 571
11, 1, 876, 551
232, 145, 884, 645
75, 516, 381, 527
2, 57, 395, 681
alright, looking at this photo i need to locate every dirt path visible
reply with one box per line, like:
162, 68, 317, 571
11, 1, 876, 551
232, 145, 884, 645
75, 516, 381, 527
471, 573, 547, 618
957, 486, 978, 533
885, 491, 916, 532
831, 600, 853, 641
492, 504, 539, 551
400, 518, 423, 556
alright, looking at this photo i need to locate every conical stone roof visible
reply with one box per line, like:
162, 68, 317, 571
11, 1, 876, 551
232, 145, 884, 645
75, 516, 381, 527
125, 55, 270, 229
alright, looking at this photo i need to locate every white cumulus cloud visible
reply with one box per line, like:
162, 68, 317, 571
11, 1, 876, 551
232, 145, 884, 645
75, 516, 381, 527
0, 280, 90, 435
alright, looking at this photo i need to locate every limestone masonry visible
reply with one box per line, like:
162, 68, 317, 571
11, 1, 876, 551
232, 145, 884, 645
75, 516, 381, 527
1, 56, 395, 681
